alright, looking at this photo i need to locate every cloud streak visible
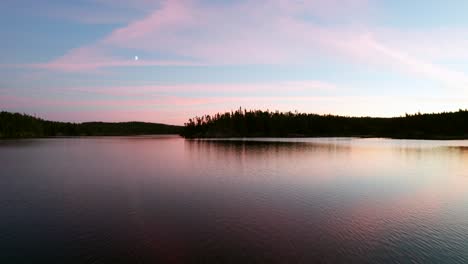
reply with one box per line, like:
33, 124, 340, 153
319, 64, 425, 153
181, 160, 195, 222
25, 0, 468, 90
57, 81, 337, 96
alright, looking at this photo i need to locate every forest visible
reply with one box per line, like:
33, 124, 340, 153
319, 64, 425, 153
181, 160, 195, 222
182, 108, 468, 139
4, 109, 468, 139
0, 111, 182, 138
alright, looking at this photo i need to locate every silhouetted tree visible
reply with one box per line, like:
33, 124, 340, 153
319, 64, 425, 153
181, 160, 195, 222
0, 111, 182, 138
182, 108, 468, 139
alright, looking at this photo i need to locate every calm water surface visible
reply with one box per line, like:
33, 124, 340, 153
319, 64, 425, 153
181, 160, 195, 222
2, 136, 468, 263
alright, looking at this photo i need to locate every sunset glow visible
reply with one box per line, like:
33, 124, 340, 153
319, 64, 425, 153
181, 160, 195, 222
2, 0, 468, 124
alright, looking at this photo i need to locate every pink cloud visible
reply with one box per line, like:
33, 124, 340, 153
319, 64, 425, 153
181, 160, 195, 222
23, 0, 468, 89
275, 0, 371, 21
29, 45, 204, 72
56, 81, 337, 96
0, 94, 222, 108
375, 27, 468, 60
330, 33, 468, 86
31, 59, 204, 72
36, 0, 372, 70
104, 0, 195, 42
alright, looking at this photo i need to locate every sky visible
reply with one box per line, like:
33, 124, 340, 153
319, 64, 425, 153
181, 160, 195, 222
2, 0, 468, 125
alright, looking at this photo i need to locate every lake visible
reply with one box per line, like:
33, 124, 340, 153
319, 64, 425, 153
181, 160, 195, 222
2, 136, 468, 263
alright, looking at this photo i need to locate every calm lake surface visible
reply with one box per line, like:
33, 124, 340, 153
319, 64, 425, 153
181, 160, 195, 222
2, 136, 468, 263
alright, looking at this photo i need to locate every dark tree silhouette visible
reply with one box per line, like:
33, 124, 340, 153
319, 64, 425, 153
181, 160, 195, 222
182, 108, 468, 139
0, 111, 182, 138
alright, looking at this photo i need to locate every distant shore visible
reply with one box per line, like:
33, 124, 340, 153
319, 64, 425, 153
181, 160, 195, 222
184, 134, 468, 140
181, 108, 468, 140
4, 109, 468, 140
0, 111, 182, 139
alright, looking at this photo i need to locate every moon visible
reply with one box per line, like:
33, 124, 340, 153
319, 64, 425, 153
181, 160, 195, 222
134, 56, 139, 61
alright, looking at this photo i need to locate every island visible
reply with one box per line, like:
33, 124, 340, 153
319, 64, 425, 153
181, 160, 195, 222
181, 108, 468, 139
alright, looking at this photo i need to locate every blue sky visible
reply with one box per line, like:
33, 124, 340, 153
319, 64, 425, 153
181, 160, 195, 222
1, 0, 468, 124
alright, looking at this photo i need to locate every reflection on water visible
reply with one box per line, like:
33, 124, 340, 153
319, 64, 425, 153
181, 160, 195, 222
1, 136, 468, 263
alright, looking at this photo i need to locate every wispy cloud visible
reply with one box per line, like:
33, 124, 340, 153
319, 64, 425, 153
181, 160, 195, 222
33, 0, 369, 69
57, 81, 337, 96
22, 0, 467, 90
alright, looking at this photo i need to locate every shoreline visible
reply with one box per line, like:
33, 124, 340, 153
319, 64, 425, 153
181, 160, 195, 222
3, 134, 468, 141
0, 134, 182, 140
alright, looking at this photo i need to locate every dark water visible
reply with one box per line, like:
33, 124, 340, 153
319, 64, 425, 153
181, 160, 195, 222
2, 136, 468, 263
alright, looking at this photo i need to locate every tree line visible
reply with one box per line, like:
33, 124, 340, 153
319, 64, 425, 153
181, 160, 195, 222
0, 111, 182, 138
182, 108, 468, 139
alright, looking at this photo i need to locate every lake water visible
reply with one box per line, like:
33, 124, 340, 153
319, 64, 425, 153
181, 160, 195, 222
2, 136, 468, 263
